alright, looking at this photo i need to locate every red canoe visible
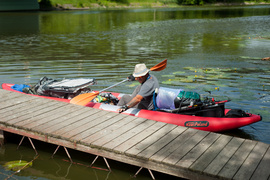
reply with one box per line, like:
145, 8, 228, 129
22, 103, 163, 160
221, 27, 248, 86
2, 83, 262, 132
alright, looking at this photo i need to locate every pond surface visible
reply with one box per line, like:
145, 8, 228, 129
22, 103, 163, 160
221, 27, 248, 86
0, 5, 270, 180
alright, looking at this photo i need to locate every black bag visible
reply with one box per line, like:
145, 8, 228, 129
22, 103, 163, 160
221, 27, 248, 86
23, 76, 96, 99
225, 109, 249, 118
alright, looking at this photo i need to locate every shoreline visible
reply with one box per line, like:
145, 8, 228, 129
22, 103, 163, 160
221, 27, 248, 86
40, 2, 270, 11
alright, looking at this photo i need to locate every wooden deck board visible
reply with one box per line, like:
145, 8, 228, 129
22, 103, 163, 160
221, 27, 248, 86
190, 135, 232, 172
250, 145, 270, 180
80, 115, 137, 143
218, 139, 257, 179
103, 119, 157, 151
71, 112, 125, 142
150, 128, 197, 162
0, 89, 269, 180
90, 116, 145, 146
233, 141, 269, 179
51, 108, 100, 135
137, 125, 186, 159
60, 110, 113, 139
113, 121, 166, 153
163, 130, 210, 165
203, 137, 245, 176
125, 123, 177, 156
177, 132, 221, 168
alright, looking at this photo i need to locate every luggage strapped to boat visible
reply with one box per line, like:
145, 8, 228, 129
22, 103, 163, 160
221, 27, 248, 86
153, 87, 227, 117
23, 76, 96, 99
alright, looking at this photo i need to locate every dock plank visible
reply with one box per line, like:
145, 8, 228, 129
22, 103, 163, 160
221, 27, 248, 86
233, 141, 269, 179
0, 100, 63, 125
0, 89, 269, 180
138, 126, 187, 159
203, 137, 245, 176
125, 123, 177, 157
113, 121, 166, 153
80, 115, 137, 143
150, 128, 196, 162
190, 135, 232, 172
60, 110, 112, 139
103, 119, 157, 151
71, 113, 126, 142
163, 130, 209, 165
218, 139, 257, 179
90, 116, 145, 146
51, 108, 100, 135
177, 132, 221, 168
8, 102, 67, 126
250, 145, 270, 180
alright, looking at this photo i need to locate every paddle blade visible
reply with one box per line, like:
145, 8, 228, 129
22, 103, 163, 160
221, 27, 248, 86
70, 91, 99, 106
150, 59, 167, 71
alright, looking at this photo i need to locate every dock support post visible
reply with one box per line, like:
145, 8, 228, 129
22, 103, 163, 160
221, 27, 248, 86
90, 155, 111, 172
51, 145, 73, 163
0, 130, 4, 146
134, 167, 155, 180
17, 136, 38, 155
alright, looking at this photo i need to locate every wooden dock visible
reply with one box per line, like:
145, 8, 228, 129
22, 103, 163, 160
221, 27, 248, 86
0, 89, 269, 180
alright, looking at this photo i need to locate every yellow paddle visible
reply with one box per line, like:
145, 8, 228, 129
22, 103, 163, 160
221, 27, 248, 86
70, 59, 167, 106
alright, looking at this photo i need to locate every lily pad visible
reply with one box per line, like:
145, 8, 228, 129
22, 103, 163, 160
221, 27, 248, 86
4, 160, 32, 171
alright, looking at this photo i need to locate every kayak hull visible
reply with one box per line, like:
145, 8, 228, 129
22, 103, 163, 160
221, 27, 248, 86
2, 83, 262, 132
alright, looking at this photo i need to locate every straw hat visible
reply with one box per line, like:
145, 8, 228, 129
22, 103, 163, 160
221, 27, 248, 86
133, 63, 150, 77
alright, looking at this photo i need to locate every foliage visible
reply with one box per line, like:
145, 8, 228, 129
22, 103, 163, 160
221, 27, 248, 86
39, 0, 270, 8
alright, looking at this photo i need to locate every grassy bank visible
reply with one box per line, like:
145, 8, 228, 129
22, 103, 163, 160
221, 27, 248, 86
39, 0, 270, 10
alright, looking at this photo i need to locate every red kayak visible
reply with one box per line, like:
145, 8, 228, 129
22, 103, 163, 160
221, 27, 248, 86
2, 83, 262, 132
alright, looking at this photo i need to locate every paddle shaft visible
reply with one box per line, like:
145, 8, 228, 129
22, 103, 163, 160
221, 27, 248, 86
99, 79, 129, 93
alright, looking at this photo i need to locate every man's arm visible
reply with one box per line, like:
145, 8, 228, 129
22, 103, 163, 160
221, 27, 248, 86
118, 94, 143, 113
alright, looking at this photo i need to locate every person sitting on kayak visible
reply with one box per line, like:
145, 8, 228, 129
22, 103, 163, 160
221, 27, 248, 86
117, 63, 159, 113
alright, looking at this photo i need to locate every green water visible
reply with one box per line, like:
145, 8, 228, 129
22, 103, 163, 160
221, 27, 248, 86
0, 5, 270, 179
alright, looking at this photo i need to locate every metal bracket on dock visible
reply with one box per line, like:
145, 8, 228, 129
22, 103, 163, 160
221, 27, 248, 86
134, 167, 156, 180
90, 155, 111, 172
51, 145, 73, 163
17, 136, 38, 155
